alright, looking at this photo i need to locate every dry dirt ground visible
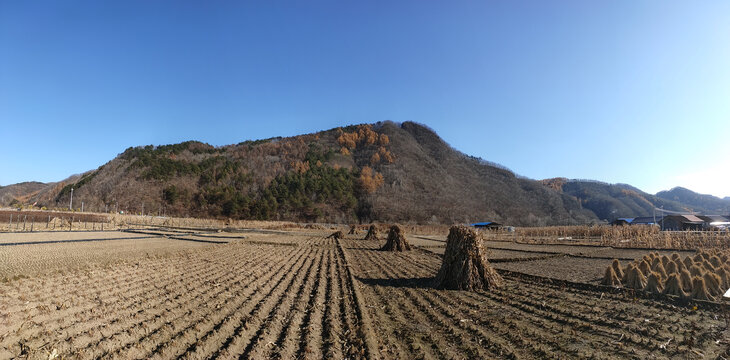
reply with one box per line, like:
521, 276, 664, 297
0, 228, 729, 359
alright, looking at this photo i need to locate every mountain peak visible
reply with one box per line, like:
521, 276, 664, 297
656, 186, 730, 214
2, 122, 724, 224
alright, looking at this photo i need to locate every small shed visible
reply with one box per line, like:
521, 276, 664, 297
630, 217, 657, 226
470, 222, 502, 230
611, 218, 634, 226
660, 215, 705, 231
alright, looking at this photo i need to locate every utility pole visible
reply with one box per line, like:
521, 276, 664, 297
660, 207, 664, 231
69, 187, 74, 211
81, 202, 84, 212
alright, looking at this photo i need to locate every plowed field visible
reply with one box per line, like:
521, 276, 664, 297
1, 229, 729, 359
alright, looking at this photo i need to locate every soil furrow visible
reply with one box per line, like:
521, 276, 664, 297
172, 246, 310, 359
240, 248, 322, 359
201, 247, 314, 358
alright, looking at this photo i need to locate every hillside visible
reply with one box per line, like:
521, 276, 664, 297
1, 122, 598, 225
541, 178, 722, 221
0, 182, 47, 205
656, 187, 730, 214
3, 122, 723, 225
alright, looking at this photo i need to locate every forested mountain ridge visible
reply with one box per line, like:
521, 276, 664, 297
541, 178, 727, 221
2, 121, 723, 225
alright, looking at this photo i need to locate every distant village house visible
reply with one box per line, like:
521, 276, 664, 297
470, 221, 502, 230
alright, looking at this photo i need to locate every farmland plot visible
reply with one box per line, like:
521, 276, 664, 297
344, 239, 729, 359
0, 235, 368, 359
1, 229, 729, 359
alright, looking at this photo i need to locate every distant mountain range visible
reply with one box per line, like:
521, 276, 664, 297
541, 179, 730, 221
1, 121, 727, 225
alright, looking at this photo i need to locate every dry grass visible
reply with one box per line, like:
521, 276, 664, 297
508, 225, 730, 250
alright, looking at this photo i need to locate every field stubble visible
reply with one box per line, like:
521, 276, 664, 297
0, 228, 728, 359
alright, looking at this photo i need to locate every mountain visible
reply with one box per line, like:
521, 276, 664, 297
656, 187, 730, 215
540, 178, 703, 221
0, 122, 598, 226
2, 121, 723, 225
0, 182, 47, 205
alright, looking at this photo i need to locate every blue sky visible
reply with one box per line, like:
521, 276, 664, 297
1, 1, 729, 197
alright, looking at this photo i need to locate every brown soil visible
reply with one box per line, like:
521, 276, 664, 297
343, 239, 729, 359
0, 229, 728, 359
493, 256, 629, 282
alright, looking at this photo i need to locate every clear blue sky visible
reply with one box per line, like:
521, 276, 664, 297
1, 1, 729, 197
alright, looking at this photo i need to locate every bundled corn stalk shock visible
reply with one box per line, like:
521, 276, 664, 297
662, 274, 686, 297
625, 267, 647, 290
348, 225, 357, 235
611, 259, 624, 279
644, 272, 663, 294
434, 225, 503, 291
381, 225, 411, 251
326, 231, 344, 240
691, 277, 713, 301
601, 266, 622, 286
604, 249, 730, 302
364, 224, 379, 241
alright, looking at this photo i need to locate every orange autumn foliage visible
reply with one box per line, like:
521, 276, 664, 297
359, 166, 384, 193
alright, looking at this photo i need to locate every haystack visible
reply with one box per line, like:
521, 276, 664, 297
651, 257, 662, 270
703, 272, 722, 297
701, 260, 715, 272
380, 225, 411, 251
611, 259, 624, 279
665, 261, 678, 275
690, 265, 703, 278
364, 224, 379, 241
652, 262, 667, 282
671, 253, 681, 262
644, 272, 663, 294
625, 267, 647, 290
434, 226, 503, 290
683, 257, 694, 270
662, 274, 686, 297
638, 261, 651, 277
348, 225, 357, 235
660, 255, 670, 268
710, 256, 722, 269
675, 259, 687, 273
327, 231, 344, 240
621, 264, 636, 285
717, 268, 729, 289
601, 266, 621, 286
679, 270, 693, 292
690, 277, 714, 301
